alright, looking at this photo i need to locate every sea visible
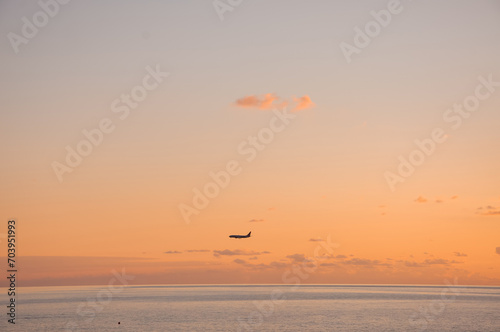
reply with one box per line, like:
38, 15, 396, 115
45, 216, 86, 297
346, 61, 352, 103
1, 284, 499, 331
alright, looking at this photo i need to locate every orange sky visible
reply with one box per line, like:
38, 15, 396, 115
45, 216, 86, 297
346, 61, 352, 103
1, 1, 500, 287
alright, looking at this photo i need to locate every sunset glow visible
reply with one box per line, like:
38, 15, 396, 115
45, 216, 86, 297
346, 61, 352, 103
1, 0, 499, 289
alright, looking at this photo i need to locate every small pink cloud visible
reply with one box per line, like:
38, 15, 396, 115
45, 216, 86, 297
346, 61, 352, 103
235, 93, 279, 110
293, 95, 315, 111
234, 94, 314, 112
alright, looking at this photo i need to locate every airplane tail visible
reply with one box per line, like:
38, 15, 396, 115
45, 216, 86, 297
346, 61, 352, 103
247, 231, 251, 237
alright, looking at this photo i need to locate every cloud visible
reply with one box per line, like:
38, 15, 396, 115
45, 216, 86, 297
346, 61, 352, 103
496, 247, 500, 255
287, 254, 306, 263
423, 258, 449, 265
308, 238, 324, 242
453, 252, 467, 257
325, 254, 347, 260
186, 250, 210, 253
414, 196, 428, 203
424, 258, 462, 265
451, 195, 459, 199
10, 255, 500, 287
235, 93, 280, 110
213, 249, 270, 257
477, 206, 500, 216
293, 95, 315, 111
269, 261, 288, 268
235, 260, 290, 270
405, 261, 424, 268
321, 257, 395, 269
402, 257, 463, 268
234, 94, 314, 111
249, 219, 264, 222
343, 258, 388, 267
234, 95, 263, 108
435, 199, 443, 203
164, 251, 182, 254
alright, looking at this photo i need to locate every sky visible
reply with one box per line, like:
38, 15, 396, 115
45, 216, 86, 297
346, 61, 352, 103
0, 0, 500, 287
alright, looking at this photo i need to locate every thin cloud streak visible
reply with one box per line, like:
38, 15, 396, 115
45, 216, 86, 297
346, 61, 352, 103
234, 93, 314, 111
213, 249, 270, 257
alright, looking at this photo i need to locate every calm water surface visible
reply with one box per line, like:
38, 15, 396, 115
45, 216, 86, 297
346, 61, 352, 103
1, 285, 499, 331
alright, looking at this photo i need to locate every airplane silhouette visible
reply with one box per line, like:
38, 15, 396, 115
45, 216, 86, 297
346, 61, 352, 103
229, 231, 251, 239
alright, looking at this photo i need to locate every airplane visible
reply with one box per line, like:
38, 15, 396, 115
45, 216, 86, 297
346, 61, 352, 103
229, 231, 251, 239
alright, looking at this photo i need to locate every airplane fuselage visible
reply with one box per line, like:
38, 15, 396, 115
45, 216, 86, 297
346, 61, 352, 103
229, 232, 251, 239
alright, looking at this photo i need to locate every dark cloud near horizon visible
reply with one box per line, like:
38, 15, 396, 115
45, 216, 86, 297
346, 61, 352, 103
404, 258, 463, 267
213, 249, 270, 257
343, 258, 391, 267
405, 261, 424, 268
308, 238, 324, 242
164, 251, 182, 254
286, 254, 306, 263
